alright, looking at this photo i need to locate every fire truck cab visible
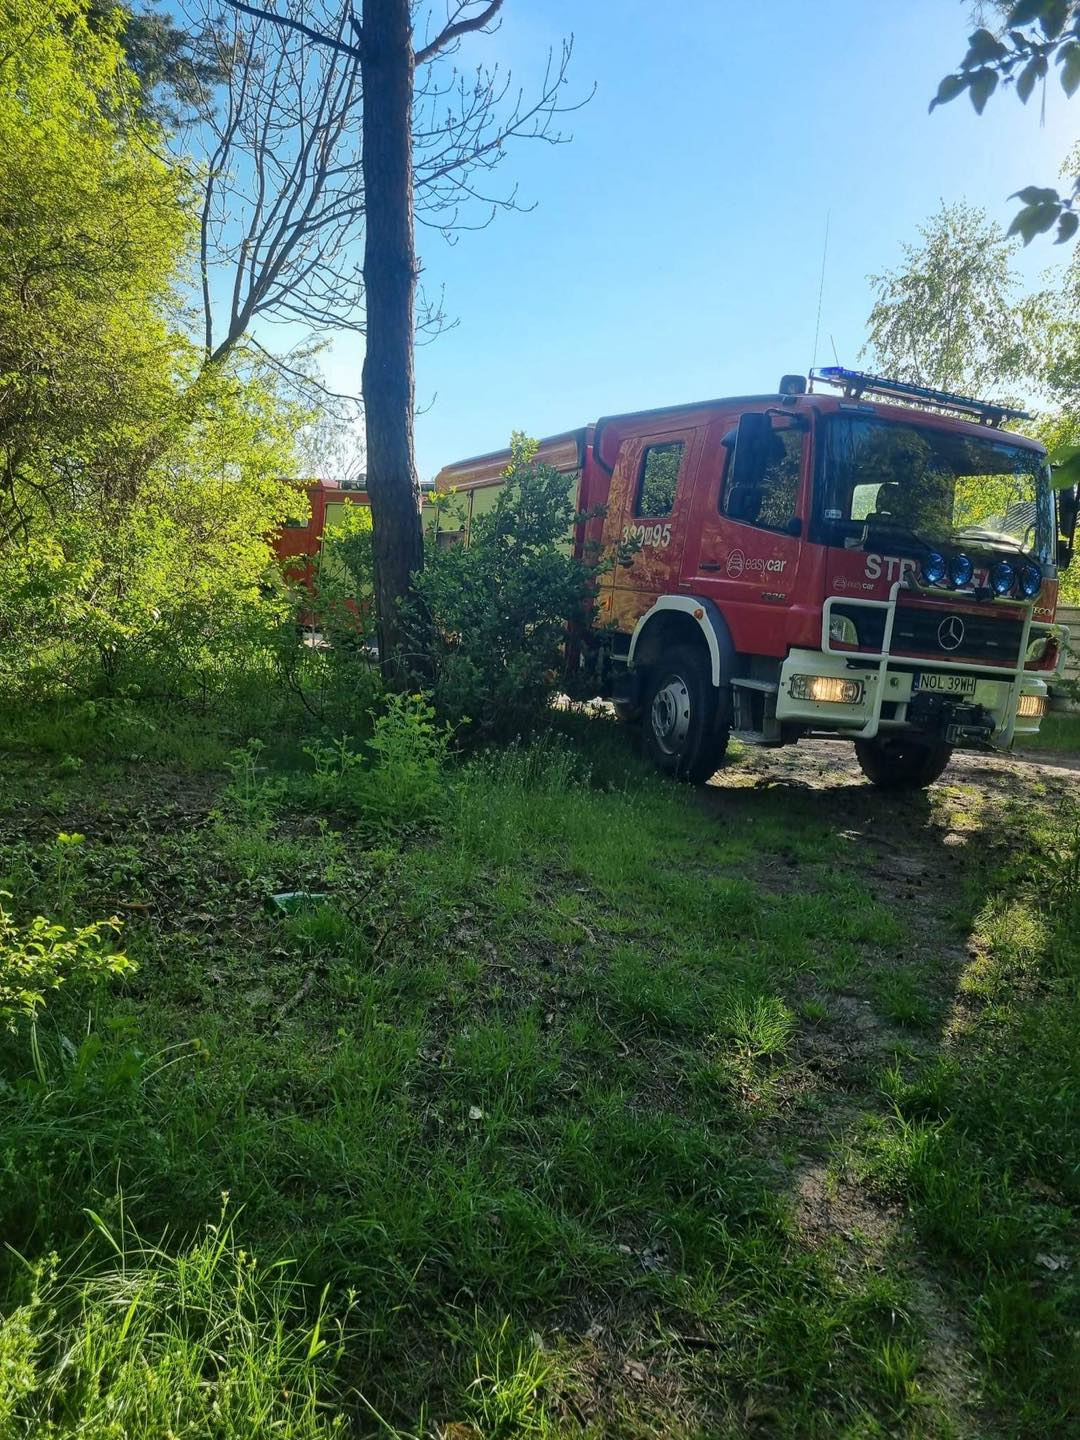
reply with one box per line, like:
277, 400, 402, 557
435, 369, 1077, 787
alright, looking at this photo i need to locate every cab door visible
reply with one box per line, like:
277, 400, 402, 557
599, 426, 703, 635
682, 412, 811, 657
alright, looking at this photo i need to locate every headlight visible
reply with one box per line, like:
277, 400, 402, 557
1019, 562, 1042, 599
949, 553, 974, 588
789, 675, 864, 704
829, 614, 859, 646
922, 551, 947, 585
1016, 693, 1047, 719
989, 559, 1015, 596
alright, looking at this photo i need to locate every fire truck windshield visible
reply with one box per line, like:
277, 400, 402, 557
816, 415, 1055, 566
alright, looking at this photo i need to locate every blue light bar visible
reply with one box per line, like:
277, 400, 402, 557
812, 367, 1031, 427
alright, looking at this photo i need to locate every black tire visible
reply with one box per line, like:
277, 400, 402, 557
641, 643, 729, 783
854, 736, 953, 790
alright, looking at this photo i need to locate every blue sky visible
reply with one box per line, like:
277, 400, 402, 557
317, 2, 1077, 479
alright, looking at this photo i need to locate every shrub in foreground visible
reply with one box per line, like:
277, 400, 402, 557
0, 895, 129, 1034
404, 433, 599, 740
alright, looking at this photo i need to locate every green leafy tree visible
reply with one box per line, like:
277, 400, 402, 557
85, 1, 225, 126
863, 202, 1039, 397
0, 0, 305, 706
933, 2, 1080, 242
0, 0, 195, 537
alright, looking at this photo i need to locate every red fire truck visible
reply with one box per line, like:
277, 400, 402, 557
434, 368, 1077, 787
273, 479, 371, 581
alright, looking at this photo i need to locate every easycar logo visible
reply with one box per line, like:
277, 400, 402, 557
726, 550, 787, 578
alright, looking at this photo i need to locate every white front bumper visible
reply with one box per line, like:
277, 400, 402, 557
776, 648, 1048, 746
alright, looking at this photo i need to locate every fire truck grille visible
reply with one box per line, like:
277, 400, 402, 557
835, 603, 1024, 668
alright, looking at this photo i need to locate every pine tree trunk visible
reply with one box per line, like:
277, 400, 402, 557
360, 0, 422, 678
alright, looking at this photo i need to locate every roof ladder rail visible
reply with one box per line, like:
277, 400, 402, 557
810, 366, 1031, 427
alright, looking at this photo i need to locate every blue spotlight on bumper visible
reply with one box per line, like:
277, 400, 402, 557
949, 553, 974, 588
1019, 562, 1042, 598
922, 551, 947, 585
990, 560, 1016, 596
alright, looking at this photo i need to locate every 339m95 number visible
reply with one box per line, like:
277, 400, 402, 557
621, 521, 672, 549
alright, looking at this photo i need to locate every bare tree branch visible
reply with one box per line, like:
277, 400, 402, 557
183, 2, 366, 367
245, 335, 362, 405
224, 0, 361, 59
414, 0, 505, 66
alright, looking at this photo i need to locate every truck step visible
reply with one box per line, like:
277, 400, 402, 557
730, 677, 781, 743
730, 729, 784, 747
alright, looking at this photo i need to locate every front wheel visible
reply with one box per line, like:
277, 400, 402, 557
641, 644, 729, 784
854, 736, 952, 790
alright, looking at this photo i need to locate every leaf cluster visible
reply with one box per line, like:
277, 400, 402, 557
933, 2, 1080, 242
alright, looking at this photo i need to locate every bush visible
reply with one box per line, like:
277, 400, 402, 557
404, 433, 599, 740
298, 693, 451, 836
0, 896, 130, 1033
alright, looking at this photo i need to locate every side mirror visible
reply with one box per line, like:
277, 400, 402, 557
730, 411, 772, 491
1058, 485, 1078, 570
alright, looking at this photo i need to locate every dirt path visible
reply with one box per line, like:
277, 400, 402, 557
700, 740, 1077, 1433
717, 735, 1080, 788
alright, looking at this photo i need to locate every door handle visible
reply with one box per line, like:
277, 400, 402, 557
700, 562, 723, 571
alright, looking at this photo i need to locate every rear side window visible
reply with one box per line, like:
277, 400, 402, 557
636, 441, 684, 518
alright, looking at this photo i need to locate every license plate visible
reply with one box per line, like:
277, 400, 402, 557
913, 672, 977, 697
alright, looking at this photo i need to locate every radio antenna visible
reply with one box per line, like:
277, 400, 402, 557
810, 210, 831, 379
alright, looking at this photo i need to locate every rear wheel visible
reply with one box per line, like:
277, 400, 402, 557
854, 736, 952, 790
641, 643, 729, 783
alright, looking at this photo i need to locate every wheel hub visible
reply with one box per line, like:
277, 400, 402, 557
650, 675, 691, 756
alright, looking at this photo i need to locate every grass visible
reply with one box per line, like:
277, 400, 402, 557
1015, 707, 1080, 752
0, 705, 1077, 1436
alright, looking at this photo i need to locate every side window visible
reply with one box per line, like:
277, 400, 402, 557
722, 423, 803, 530
850, 481, 879, 522
636, 441, 684, 518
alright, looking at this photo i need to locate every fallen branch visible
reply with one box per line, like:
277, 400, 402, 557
565, 914, 597, 944
272, 969, 317, 1027
594, 998, 629, 1058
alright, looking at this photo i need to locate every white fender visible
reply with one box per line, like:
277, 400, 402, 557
627, 595, 731, 688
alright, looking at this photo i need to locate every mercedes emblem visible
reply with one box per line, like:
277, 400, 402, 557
937, 615, 965, 652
